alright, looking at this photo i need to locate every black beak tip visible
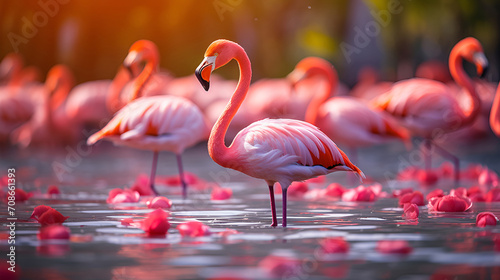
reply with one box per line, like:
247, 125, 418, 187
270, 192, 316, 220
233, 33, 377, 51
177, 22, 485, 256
480, 64, 489, 79
195, 68, 210, 91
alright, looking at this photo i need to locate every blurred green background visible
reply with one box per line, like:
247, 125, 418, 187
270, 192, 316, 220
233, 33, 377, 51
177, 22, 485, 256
1, 0, 499, 86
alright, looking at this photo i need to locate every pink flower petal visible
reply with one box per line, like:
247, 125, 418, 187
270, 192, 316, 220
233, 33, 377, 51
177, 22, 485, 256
428, 195, 472, 212
426, 189, 444, 201
402, 203, 419, 219
376, 240, 413, 254
342, 186, 377, 202
211, 186, 233, 200
47, 185, 61, 195
38, 224, 71, 240
107, 188, 140, 204
146, 196, 172, 209
399, 191, 425, 206
30, 205, 53, 221
476, 212, 498, 227
320, 237, 350, 254
37, 209, 69, 226
177, 221, 211, 237
140, 209, 170, 236
324, 183, 345, 197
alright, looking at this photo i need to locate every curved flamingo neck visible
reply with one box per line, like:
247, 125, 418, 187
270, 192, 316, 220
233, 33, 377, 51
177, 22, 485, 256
106, 67, 131, 113
304, 64, 338, 125
491, 83, 500, 137
130, 55, 158, 101
449, 47, 480, 126
208, 45, 252, 168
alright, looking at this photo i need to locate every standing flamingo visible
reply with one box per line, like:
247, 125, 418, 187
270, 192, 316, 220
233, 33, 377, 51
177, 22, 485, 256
287, 57, 410, 162
491, 83, 500, 137
87, 40, 209, 197
371, 37, 488, 182
10, 65, 78, 148
195, 39, 364, 227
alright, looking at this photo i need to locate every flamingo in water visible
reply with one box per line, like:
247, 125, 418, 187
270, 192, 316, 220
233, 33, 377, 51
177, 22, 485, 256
87, 40, 209, 197
287, 57, 410, 162
371, 37, 488, 182
195, 39, 364, 227
491, 83, 500, 137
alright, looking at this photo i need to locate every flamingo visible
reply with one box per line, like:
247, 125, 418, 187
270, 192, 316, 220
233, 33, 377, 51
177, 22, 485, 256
371, 37, 488, 182
349, 66, 392, 103
287, 57, 410, 162
490, 83, 500, 137
87, 40, 209, 197
11, 64, 77, 148
195, 39, 364, 227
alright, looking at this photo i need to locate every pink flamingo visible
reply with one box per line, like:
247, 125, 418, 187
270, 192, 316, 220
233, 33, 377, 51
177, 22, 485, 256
288, 57, 410, 161
349, 66, 392, 103
195, 39, 364, 227
87, 40, 209, 197
11, 65, 77, 148
371, 37, 488, 182
490, 83, 500, 137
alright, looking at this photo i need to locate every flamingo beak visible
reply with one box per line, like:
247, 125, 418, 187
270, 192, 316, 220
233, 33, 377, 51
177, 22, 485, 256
473, 52, 489, 78
195, 56, 216, 91
287, 70, 306, 95
123, 51, 140, 77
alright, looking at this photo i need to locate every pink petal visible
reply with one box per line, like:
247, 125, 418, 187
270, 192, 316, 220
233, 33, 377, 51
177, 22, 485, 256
140, 209, 170, 236
376, 240, 413, 254
399, 191, 425, 206
402, 203, 419, 219
38, 224, 71, 240
320, 237, 350, 254
324, 183, 345, 197
146, 196, 172, 209
177, 221, 211, 237
47, 185, 61, 195
30, 205, 53, 221
211, 187, 233, 200
476, 212, 498, 227
426, 189, 444, 201
37, 209, 69, 226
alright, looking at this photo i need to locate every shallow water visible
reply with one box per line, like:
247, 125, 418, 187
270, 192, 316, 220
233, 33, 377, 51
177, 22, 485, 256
1, 136, 500, 280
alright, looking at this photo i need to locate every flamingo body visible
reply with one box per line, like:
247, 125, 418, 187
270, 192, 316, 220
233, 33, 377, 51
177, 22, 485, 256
374, 78, 465, 137
317, 96, 408, 147
226, 118, 361, 187
87, 95, 209, 153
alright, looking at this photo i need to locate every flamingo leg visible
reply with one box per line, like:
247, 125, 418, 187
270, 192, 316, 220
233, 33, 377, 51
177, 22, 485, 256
268, 185, 278, 227
176, 154, 187, 199
431, 140, 460, 184
150, 151, 159, 196
282, 186, 288, 227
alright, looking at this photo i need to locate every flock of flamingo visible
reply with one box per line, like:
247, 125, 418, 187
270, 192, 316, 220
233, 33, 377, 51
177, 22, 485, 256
1, 37, 500, 228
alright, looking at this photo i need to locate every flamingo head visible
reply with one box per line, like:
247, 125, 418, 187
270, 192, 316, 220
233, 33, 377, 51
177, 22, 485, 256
287, 56, 339, 97
45, 65, 74, 94
123, 39, 159, 75
196, 39, 243, 91
453, 37, 489, 78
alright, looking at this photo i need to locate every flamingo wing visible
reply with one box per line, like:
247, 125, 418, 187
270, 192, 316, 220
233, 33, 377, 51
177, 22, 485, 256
230, 118, 363, 183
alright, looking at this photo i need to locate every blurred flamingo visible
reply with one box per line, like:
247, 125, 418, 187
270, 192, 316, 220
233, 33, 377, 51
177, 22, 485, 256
0, 87, 35, 144
415, 60, 452, 84
490, 83, 500, 137
371, 37, 488, 182
349, 66, 392, 102
111, 40, 172, 112
87, 40, 209, 197
0, 53, 41, 87
288, 57, 410, 162
11, 64, 77, 148
195, 39, 364, 227
64, 65, 135, 134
